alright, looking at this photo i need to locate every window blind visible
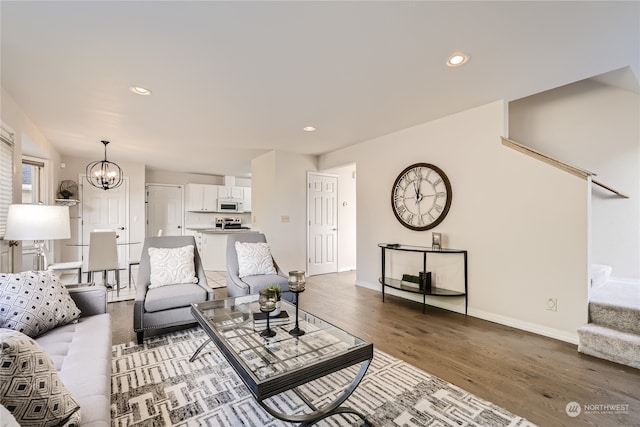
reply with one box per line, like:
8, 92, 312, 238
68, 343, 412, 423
0, 128, 15, 238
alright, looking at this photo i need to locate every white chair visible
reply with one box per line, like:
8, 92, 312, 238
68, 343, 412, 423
47, 261, 83, 284
87, 231, 121, 296
43, 245, 83, 284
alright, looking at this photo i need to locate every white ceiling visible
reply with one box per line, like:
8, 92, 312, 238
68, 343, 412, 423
2, 1, 638, 177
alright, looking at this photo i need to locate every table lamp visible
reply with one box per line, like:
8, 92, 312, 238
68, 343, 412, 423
4, 204, 71, 270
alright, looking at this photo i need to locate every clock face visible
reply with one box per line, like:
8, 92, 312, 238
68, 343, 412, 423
391, 163, 452, 231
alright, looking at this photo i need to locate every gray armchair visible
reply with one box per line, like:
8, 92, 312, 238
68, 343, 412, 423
134, 236, 213, 344
226, 232, 293, 302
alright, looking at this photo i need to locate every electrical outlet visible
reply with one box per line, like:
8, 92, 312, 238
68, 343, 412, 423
281, 215, 290, 223
436, 274, 442, 285
546, 298, 558, 311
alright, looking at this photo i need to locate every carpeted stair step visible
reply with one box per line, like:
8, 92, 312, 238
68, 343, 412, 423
589, 300, 640, 335
577, 323, 640, 369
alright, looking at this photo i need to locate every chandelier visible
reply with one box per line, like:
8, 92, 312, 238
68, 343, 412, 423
86, 140, 123, 190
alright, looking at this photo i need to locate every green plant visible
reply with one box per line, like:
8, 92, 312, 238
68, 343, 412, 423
265, 284, 282, 300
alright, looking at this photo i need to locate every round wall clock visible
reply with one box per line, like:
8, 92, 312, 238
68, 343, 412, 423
391, 163, 452, 231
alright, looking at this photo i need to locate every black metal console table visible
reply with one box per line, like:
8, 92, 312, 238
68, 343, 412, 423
378, 243, 468, 314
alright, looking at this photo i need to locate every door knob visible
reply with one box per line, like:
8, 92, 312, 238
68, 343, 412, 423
117, 227, 125, 230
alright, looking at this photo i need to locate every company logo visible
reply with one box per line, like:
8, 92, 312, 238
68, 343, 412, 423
566, 401, 582, 417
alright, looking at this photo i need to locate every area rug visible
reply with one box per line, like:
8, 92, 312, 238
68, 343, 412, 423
111, 328, 536, 426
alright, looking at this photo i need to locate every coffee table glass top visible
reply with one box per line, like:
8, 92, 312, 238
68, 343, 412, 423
192, 295, 372, 385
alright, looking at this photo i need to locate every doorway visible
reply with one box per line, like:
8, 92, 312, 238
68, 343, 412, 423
146, 184, 184, 237
80, 176, 129, 271
307, 172, 339, 276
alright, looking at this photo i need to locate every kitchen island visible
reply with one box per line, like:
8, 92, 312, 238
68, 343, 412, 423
185, 226, 258, 271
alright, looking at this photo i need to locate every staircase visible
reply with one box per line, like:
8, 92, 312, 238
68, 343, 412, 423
578, 281, 640, 369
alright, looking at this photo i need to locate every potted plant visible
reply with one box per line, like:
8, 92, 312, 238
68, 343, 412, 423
265, 284, 282, 316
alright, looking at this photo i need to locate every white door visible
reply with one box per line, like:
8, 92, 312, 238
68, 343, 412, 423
81, 177, 129, 270
146, 184, 184, 237
307, 172, 338, 276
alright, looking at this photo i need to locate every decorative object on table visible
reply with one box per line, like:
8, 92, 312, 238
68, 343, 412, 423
58, 179, 78, 199
4, 204, 71, 270
85, 140, 123, 190
265, 284, 282, 316
288, 270, 306, 337
391, 162, 452, 231
419, 271, 432, 293
258, 288, 277, 337
253, 310, 290, 330
432, 232, 442, 250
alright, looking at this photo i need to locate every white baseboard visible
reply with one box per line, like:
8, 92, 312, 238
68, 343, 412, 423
609, 276, 640, 286
356, 280, 579, 345
468, 308, 579, 345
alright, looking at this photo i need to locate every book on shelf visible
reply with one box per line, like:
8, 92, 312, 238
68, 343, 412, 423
253, 310, 290, 329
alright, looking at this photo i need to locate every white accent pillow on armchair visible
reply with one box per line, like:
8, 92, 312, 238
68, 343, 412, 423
235, 242, 277, 278
148, 245, 199, 288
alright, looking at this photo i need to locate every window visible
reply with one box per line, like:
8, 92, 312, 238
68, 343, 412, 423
0, 128, 14, 238
20, 158, 46, 255
21, 158, 44, 204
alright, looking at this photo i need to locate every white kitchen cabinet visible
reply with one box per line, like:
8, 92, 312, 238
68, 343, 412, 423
201, 232, 227, 271
217, 186, 243, 200
184, 229, 204, 255
185, 183, 217, 211
243, 187, 252, 212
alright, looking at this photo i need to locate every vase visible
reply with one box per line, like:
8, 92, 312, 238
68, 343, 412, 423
269, 300, 281, 317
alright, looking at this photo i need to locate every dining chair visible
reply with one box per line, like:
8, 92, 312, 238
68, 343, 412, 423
87, 231, 121, 296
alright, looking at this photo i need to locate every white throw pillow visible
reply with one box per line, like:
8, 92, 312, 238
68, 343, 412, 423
148, 245, 199, 289
235, 242, 277, 278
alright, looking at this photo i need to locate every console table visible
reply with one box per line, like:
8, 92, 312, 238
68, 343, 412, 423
378, 243, 468, 314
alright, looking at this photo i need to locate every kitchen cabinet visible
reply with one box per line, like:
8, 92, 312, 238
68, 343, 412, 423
243, 187, 252, 212
185, 184, 217, 211
201, 232, 227, 271
217, 186, 244, 200
184, 229, 204, 254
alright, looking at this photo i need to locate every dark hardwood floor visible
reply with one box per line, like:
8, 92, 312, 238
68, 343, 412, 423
109, 271, 640, 427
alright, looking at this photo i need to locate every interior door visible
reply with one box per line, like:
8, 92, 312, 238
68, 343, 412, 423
146, 184, 183, 236
307, 172, 338, 276
81, 177, 129, 270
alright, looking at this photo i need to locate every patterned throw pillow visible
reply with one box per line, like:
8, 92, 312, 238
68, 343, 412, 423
235, 242, 277, 278
148, 245, 199, 289
0, 271, 81, 338
0, 329, 81, 427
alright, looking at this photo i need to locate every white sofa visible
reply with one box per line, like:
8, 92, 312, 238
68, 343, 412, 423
33, 286, 112, 427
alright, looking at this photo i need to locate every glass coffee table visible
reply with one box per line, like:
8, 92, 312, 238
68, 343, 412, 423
190, 295, 373, 426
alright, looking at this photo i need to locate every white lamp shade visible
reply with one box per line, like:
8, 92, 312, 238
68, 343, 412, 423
4, 204, 71, 240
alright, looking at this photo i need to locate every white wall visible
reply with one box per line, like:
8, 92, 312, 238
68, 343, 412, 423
1, 88, 63, 272
252, 150, 318, 274
509, 75, 639, 281
320, 100, 589, 343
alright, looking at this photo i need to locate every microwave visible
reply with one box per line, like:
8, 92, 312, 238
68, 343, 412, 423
217, 199, 243, 213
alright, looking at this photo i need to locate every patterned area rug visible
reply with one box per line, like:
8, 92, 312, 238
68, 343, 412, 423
111, 328, 536, 426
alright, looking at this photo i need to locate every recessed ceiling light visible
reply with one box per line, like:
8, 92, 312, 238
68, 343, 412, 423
129, 86, 152, 96
446, 53, 469, 67
303, 126, 316, 132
